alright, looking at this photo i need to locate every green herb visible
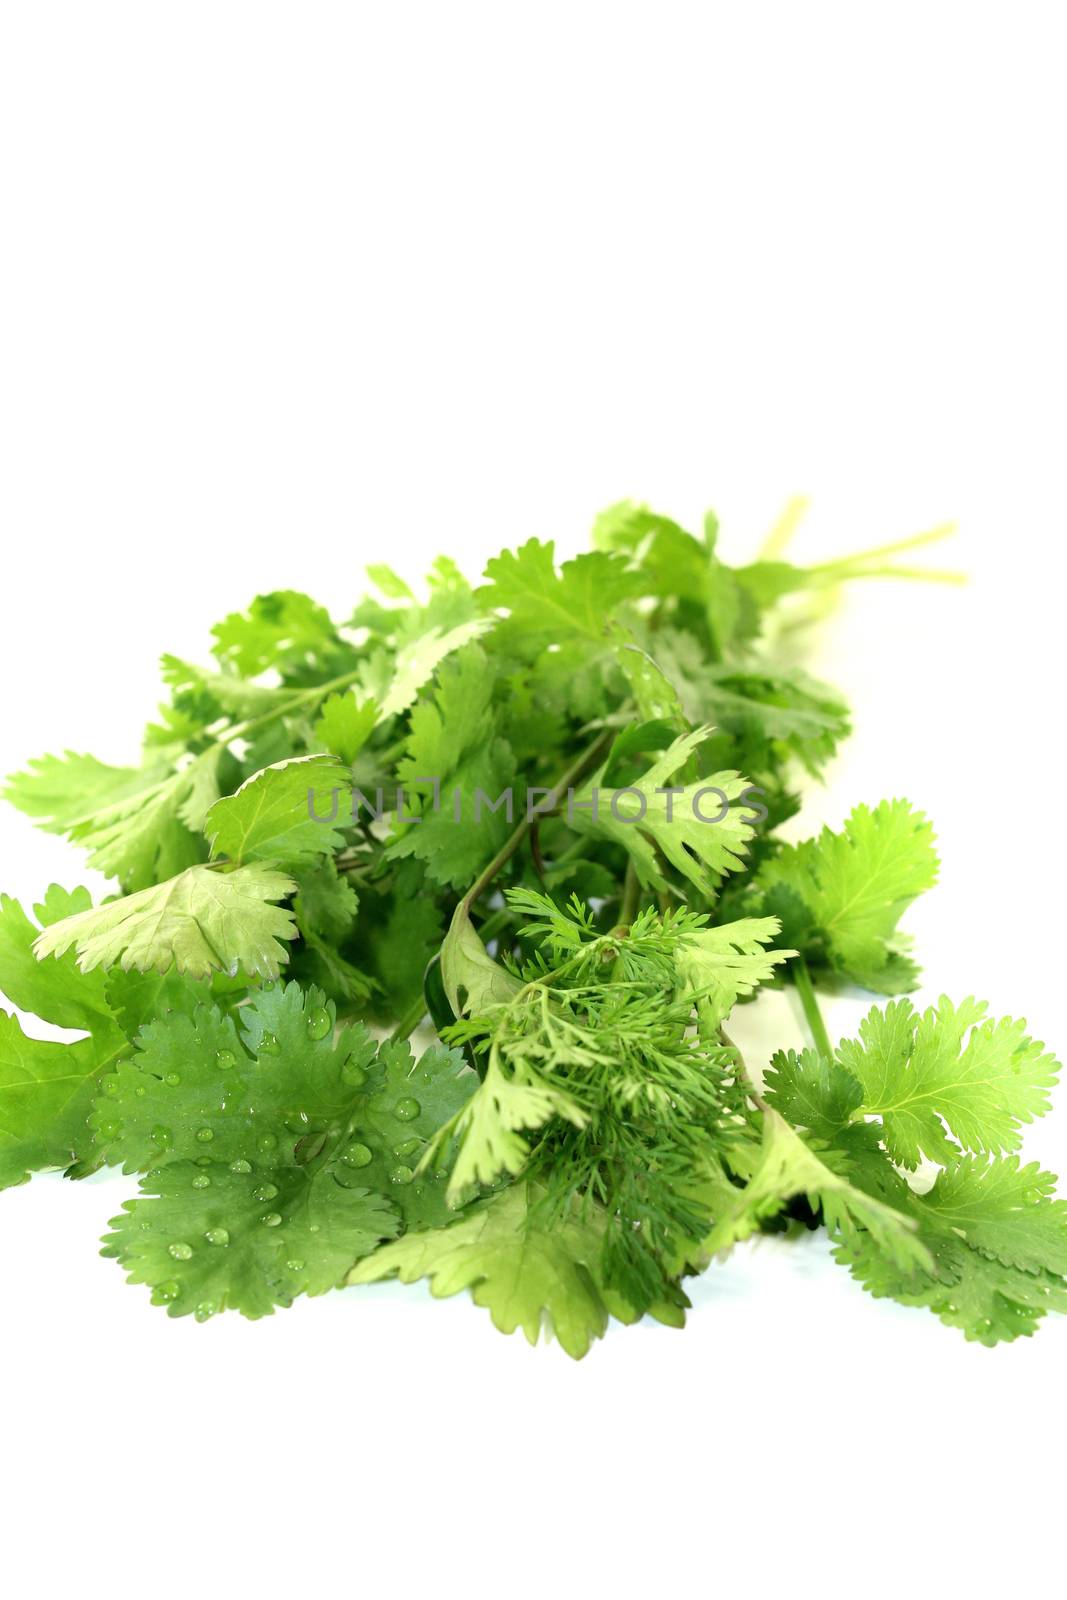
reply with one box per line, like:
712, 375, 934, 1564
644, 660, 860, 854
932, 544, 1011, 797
3, 500, 1062, 1354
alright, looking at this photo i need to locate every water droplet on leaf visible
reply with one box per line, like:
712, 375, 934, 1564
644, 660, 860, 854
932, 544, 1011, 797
261, 1212, 282, 1227
306, 1006, 331, 1041
205, 1228, 230, 1247
191, 1173, 211, 1190
259, 1032, 280, 1055
168, 1242, 193, 1260
216, 1048, 236, 1070
253, 1183, 279, 1201
393, 1098, 420, 1122
230, 1158, 253, 1174
195, 1126, 214, 1143
342, 1142, 373, 1168
390, 1165, 415, 1185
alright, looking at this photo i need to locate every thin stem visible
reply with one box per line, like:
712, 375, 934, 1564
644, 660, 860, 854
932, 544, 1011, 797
809, 521, 957, 573
389, 993, 428, 1042
791, 955, 834, 1060
617, 860, 641, 928
457, 727, 615, 915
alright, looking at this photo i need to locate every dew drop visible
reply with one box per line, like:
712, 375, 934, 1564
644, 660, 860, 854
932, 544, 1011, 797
134, 1085, 146, 1097
285, 1111, 310, 1133
153, 1280, 180, 1304
253, 1183, 279, 1201
194, 1302, 217, 1322
102, 1077, 119, 1096
306, 1006, 331, 1041
393, 1098, 420, 1122
168, 1242, 193, 1260
215, 1048, 236, 1070
259, 1032, 280, 1056
195, 1126, 215, 1143
191, 1173, 211, 1190
286, 1259, 305, 1273
308, 1223, 321, 1233
205, 1228, 230, 1247
341, 1062, 366, 1088
151, 1125, 172, 1149
97, 1118, 120, 1140
393, 1138, 420, 1159
261, 1212, 282, 1227
390, 1165, 415, 1186
342, 1142, 373, 1168
230, 1157, 253, 1174
164, 1072, 181, 1087
261, 980, 275, 991
256, 1131, 279, 1155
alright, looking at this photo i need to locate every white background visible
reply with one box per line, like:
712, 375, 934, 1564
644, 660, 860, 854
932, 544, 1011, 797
2, 4, 1064, 1593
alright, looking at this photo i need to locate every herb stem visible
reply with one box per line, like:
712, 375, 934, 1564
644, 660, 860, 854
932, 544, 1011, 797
618, 860, 641, 928
389, 994, 428, 1042
791, 955, 834, 1060
457, 727, 615, 916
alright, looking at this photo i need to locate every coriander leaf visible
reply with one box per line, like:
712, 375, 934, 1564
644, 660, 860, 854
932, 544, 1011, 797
159, 654, 291, 719
349, 1181, 613, 1359
0, 888, 130, 1188
424, 1047, 586, 1203
613, 638, 686, 726
704, 1110, 930, 1275
336, 1037, 476, 1229
478, 539, 642, 645
570, 725, 756, 894
918, 1155, 1067, 1277
759, 799, 938, 983
764, 1047, 864, 1138
833, 1216, 1067, 1346
313, 693, 377, 764
387, 645, 519, 890
4, 750, 211, 891
0, 885, 118, 1033
674, 916, 792, 1029
205, 755, 351, 869
103, 1158, 399, 1320
836, 996, 1060, 1168
211, 589, 342, 678
439, 901, 522, 1018
34, 863, 298, 980
375, 618, 491, 720
92, 983, 377, 1172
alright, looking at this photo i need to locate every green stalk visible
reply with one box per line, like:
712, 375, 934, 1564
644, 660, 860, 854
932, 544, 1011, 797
456, 726, 615, 917
792, 955, 834, 1061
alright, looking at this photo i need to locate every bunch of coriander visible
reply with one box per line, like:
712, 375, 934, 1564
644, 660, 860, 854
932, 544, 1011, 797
2, 500, 1064, 1354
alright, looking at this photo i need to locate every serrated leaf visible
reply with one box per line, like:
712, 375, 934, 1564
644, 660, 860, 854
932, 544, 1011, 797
478, 539, 643, 644
759, 800, 938, 983
703, 1110, 930, 1275
570, 726, 756, 894
764, 1047, 864, 1138
674, 916, 792, 1029
313, 693, 377, 764
0, 887, 130, 1189
348, 1182, 612, 1359
103, 1159, 399, 1320
836, 996, 1060, 1168
205, 755, 350, 869
34, 863, 298, 980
